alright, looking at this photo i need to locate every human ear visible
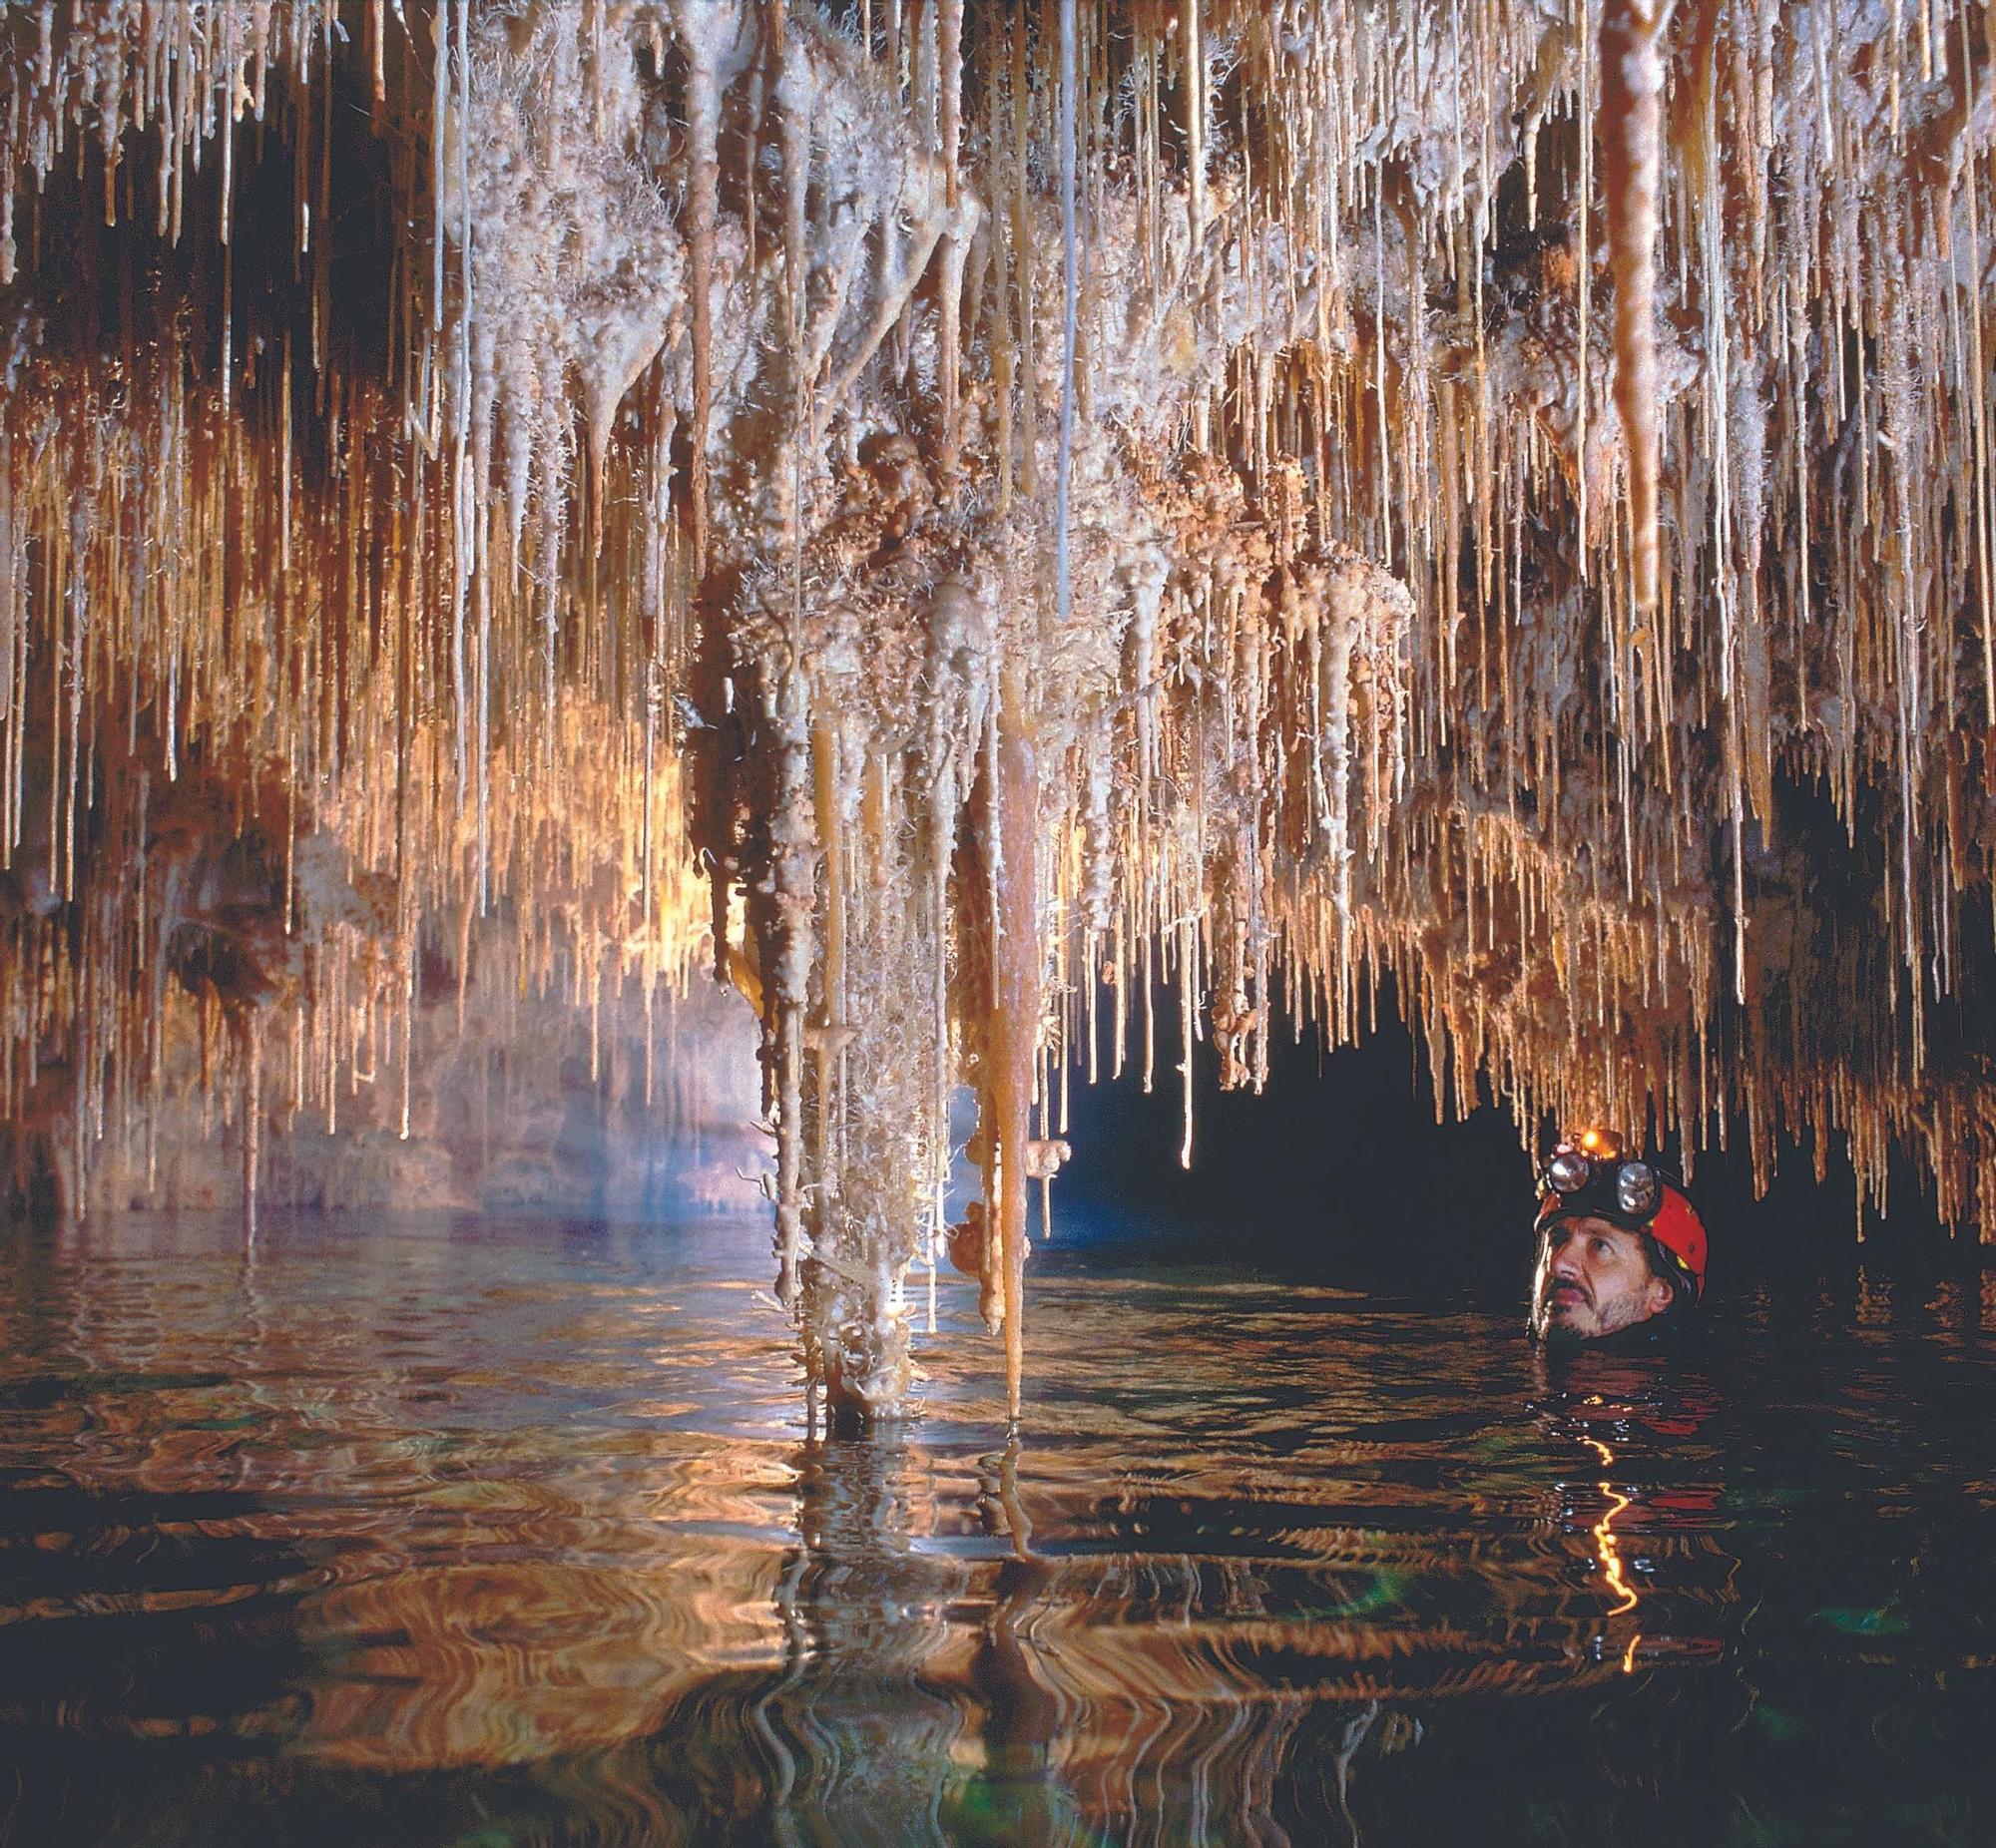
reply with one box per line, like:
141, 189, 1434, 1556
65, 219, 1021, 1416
1645, 1274, 1675, 1316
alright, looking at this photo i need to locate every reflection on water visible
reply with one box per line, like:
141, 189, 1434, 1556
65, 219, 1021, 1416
1, 1215, 1995, 1843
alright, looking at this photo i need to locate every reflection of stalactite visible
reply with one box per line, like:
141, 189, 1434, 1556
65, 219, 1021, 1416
770, 1434, 975, 1834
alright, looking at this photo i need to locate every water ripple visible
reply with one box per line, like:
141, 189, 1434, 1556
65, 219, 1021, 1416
0, 1216, 1993, 1844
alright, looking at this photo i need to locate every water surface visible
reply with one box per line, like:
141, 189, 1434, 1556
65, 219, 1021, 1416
1, 1213, 1993, 1845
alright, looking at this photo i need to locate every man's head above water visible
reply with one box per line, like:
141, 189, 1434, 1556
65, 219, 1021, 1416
1529, 1130, 1708, 1347
1531, 1213, 1683, 1343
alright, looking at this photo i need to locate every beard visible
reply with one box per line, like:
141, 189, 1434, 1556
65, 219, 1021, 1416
1532, 1276, 1658, 1345
1530, 1273, 1591, 1343
1535, 1311, 1591, 1352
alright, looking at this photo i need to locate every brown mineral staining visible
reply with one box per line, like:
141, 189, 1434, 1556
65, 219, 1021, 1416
944, 1199, 988, 1281
6, 2, 1996, 1422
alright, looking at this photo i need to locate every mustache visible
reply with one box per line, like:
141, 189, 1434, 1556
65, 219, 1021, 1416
1541, 1275, 1593, 1309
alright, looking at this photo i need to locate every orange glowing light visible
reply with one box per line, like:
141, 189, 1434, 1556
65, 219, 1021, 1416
1585, 1437, 1641, 1620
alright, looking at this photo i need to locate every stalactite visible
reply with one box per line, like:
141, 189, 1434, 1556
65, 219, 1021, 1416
674, 0, 734, 578
1598, 0, 1672, 615
989, 661, 1038, 1419
936, 0, 964, 473
1055, 0, 1079, 631
242, 1004, 262, 1243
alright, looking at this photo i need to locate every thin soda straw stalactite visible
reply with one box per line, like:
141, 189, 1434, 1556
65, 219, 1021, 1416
1056, 0, 1079, 632
1576, 0, 1592, 576
937, 0, 964, 474
1598, 0, 1672, 616
675, 0, 730, 581
994, 661, 1039, 1424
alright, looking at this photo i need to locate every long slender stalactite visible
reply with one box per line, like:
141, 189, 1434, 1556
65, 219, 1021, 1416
7, 3, 1996, 1422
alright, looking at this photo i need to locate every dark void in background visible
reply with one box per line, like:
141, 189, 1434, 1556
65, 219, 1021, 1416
1054, 979, 1967, 1297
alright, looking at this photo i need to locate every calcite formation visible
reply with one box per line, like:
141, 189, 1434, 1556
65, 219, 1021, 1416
6, 1, 1996, 1419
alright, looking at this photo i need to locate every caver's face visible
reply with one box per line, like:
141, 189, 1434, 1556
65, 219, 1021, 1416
1530, 1214, 1675, 1343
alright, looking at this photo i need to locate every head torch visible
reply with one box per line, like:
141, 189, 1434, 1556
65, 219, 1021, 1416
1541, 1129, 1663, 1222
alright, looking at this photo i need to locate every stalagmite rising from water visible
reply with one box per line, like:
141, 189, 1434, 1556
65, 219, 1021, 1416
8, 2, 1996, 1421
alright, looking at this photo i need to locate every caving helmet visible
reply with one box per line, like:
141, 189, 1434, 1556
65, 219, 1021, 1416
1534, 1127, 1708, 1301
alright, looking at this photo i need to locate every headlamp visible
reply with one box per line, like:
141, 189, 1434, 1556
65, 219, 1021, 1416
1546, 1146, 1593, 1193
1539, 1131, 1663, 1227
1615, 1161, 1660, 1218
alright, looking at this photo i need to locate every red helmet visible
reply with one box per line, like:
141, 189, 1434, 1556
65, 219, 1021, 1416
1535, 1129, 1708, 1298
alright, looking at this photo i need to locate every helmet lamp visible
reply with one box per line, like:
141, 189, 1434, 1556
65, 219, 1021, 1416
1546, 1146, 1591, 1193
1615, 1160, 1661, 1218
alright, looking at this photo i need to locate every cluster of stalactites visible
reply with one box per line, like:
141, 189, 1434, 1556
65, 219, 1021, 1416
10, 0, 1996, 1423
0, 2, 335, 282
0, 308, 710, 1230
